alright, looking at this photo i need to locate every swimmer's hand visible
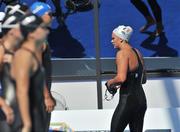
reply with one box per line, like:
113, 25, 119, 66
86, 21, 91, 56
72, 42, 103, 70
1, 102, 14, 124
44, 96, 56, 113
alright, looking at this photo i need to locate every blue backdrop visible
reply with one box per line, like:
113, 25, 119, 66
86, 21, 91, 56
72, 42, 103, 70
1, 0, 180, 58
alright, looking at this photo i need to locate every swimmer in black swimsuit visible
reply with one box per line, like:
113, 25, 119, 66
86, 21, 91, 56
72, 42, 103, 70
0, 12, 24, 132
107, 25, 147, 132
30, 2, 56, 131
11, 14, 49, 132
0, 12, 9, 129
0, 4, 32, 131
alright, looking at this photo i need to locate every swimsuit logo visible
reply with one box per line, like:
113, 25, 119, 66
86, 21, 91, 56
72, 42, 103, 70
135, 73, 138, 78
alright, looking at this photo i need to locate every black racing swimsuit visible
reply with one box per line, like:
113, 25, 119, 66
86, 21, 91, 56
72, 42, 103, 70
16, 47, 46, 132
1, 47, 46, 132
111, 48, 147, 132
0, 43, 15, 122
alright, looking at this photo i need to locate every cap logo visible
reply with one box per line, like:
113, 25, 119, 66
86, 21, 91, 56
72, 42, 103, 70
5, 4, 25, 15
3, 16, 16, 26
32, 5, 44, 14
22, 16, 36, 25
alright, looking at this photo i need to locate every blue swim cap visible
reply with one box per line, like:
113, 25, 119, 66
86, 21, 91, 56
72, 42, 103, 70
30, 2, 51, 17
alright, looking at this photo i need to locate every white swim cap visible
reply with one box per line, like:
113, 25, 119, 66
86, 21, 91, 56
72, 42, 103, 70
113, 25, 133, 42
0, 12, 5, 21
0, 12, 5, 33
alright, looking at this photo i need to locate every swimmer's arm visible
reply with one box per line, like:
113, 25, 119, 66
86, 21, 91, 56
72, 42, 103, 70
0, 97, 14, 124
44, 85, 56, 113
11, 51, 32, 129
108, 51, 128, 86
42, 46, 52, 100
0, 97, 8, 109
44, 85, 50, 98
0, 97, 5, 107
41, 42, 47, 52
0, 46, 4, 71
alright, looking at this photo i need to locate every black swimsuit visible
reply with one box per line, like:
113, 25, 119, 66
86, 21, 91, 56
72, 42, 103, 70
0, 43, 17, 132
111, 48, 147, 132
0, 47, 46, 132
0, 43, 15, 112
16, 47, 46, 132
